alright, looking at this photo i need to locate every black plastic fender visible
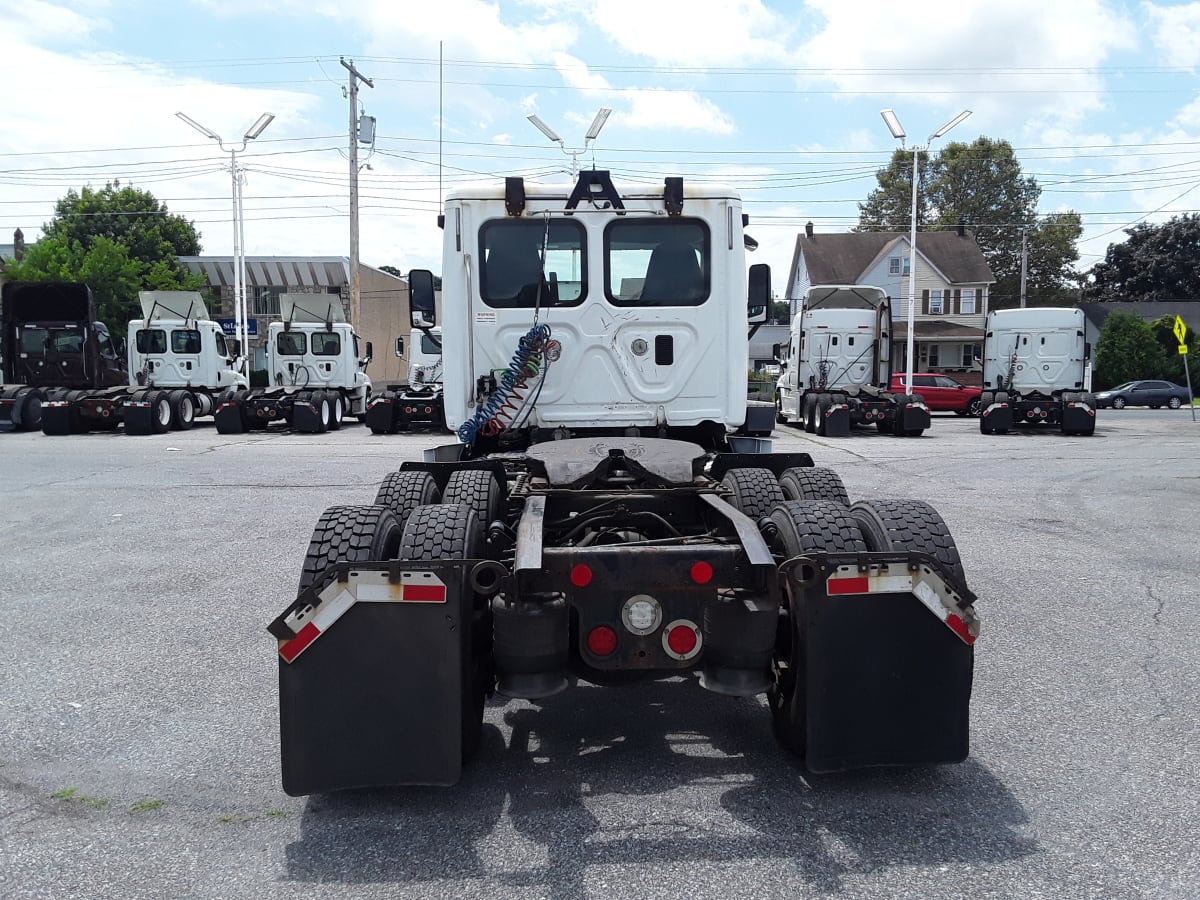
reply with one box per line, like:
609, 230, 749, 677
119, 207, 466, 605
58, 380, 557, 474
364, 392, 398, 434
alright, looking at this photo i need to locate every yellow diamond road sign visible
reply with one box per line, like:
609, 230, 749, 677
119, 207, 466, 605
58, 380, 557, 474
1174, 315, 1188, 344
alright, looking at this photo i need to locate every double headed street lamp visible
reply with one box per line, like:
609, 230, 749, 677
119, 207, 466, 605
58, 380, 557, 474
879, 108, 972, 392
527, 108, 612, 177
176, 111, 275, 374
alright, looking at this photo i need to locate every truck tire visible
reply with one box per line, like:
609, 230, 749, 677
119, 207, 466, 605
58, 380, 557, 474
296, 505, 403, 597
374, 470, 442, 531
803, 394, 817, 433
721, 467, 785, 519
399, 503, 489, 762
149, 391, 172, 434
767, 500, 868, 757
443, 469, 502, 531
311, 391, 330, 433
849, 498, 965, 583
169, 390, 196, 430
778, 466, 850, 506
328, 393, 345, 430
10, 387, 45, 431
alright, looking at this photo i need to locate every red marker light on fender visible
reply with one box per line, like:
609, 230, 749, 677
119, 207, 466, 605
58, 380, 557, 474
587, 625, 617, 656
690, 561, 713, 584
662, 619, 702, 660
570, 564, 593, 587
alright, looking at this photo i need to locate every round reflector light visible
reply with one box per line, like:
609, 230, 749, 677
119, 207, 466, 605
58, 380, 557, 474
690, 561, 713, 584
621, 594, 662, 635
662, 620, 702, 660
587, 625, 617, 656
570, 564, 593, 587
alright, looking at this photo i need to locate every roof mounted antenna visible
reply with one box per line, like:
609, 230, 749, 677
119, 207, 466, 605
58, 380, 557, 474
527, 108, 612, 177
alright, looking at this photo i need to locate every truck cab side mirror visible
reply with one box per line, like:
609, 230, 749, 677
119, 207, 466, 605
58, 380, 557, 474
409, 269, 437, 328
395, 336, 405, 358
747, 263, 770, 324
228, 338, 241, 358
361, 341, 373, 367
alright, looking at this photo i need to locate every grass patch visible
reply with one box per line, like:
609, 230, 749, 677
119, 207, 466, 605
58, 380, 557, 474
218, 814, 256, 825
50, 787, 108, 808
130, 799, 164, 813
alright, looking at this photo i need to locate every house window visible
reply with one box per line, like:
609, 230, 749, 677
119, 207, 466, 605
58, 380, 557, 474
961, 288, 976, 315
928, 343, 940, 367
962, 343, 979, 367
889, 257, 901, 275
253, 287, 280, 316
903, 258, 910, 276
929, 290, 944, 315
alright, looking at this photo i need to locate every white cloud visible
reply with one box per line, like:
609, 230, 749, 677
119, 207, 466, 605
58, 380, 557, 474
0, 0, 108, 43
580, 0, 796, 66
1144, 1, 1200, 68
799, 0, 1137, 127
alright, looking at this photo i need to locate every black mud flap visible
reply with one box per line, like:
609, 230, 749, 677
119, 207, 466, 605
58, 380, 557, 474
794, 553, 977, 772
900, 403, 930, 434
40, 402, 77, 436
364, 394, 399, 434
270, 562, 472, 795
291, 400, 323, 433
820, 402, 851, 437
123, 401, 155, 435
214, 400, 245, 434
981, 402, 1012, 433
740, 401, 776, 437
1061, 400, 1095, 435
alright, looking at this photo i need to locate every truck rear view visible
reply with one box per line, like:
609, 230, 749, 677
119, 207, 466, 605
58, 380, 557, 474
979, 307, 1096, 436
269, 171, 982, 796
775, 285, 930, 436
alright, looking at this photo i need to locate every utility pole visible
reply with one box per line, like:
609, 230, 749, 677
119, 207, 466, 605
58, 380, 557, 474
1019, 226, 1028, 308
341, 57, 373, 331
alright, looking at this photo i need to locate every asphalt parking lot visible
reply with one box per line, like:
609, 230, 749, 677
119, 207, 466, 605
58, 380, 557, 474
1, 409, 1198, 899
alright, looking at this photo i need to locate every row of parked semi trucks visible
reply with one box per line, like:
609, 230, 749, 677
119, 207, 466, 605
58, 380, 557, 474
773, 286, 1098, 437
2, 279, 1097, 440
0, 282, 446, 436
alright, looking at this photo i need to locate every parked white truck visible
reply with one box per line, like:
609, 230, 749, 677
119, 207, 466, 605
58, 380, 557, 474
17, 288, 247, 435
269, 170, 982, 796
365, 326, 445, 433
214, 294, 373, 434
979, 307, 1096, 436
774, 285, 930, 437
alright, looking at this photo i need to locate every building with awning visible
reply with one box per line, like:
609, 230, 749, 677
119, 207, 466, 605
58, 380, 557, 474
178, 256, 417, 386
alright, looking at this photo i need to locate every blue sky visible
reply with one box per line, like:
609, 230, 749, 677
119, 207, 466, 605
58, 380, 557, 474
3, 0, 1200, 295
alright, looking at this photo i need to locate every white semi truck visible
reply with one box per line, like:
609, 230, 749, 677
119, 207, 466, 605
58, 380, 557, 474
365, 326, 445, 433
774, 285, 930, 437
214, 294, 373, 434
979, 307, 1096, 436
270, 170, 981, 795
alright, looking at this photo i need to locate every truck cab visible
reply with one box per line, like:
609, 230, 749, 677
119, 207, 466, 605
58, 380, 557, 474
128, 291, 245, 394
267, 294, 371, 403
416, 172, 769, 452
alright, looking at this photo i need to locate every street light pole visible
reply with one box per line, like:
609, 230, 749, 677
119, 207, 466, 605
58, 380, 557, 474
176, 111, 275, 374
880, 108, 971, 392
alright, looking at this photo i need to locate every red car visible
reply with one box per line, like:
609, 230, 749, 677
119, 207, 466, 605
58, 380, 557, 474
890, 373, 983, 416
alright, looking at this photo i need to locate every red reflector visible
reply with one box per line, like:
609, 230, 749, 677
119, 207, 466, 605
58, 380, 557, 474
404, 584, 446, 602
279, 621, 320, 662
666, 625, 698, 656
828, 576, 869, 595
587, 626, 617, 656
570, 564, 593, 587
691, 561, 713, 584
946, 613, 976, 645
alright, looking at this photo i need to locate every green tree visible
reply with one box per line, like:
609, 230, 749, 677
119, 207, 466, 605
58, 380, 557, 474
1082, 214, 1200, 302
1094, 311, 1167, 388
3, 182, 205, 333
771, 300, 790, 324
857, 138, 1082, 309
378, 265, 403, 278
